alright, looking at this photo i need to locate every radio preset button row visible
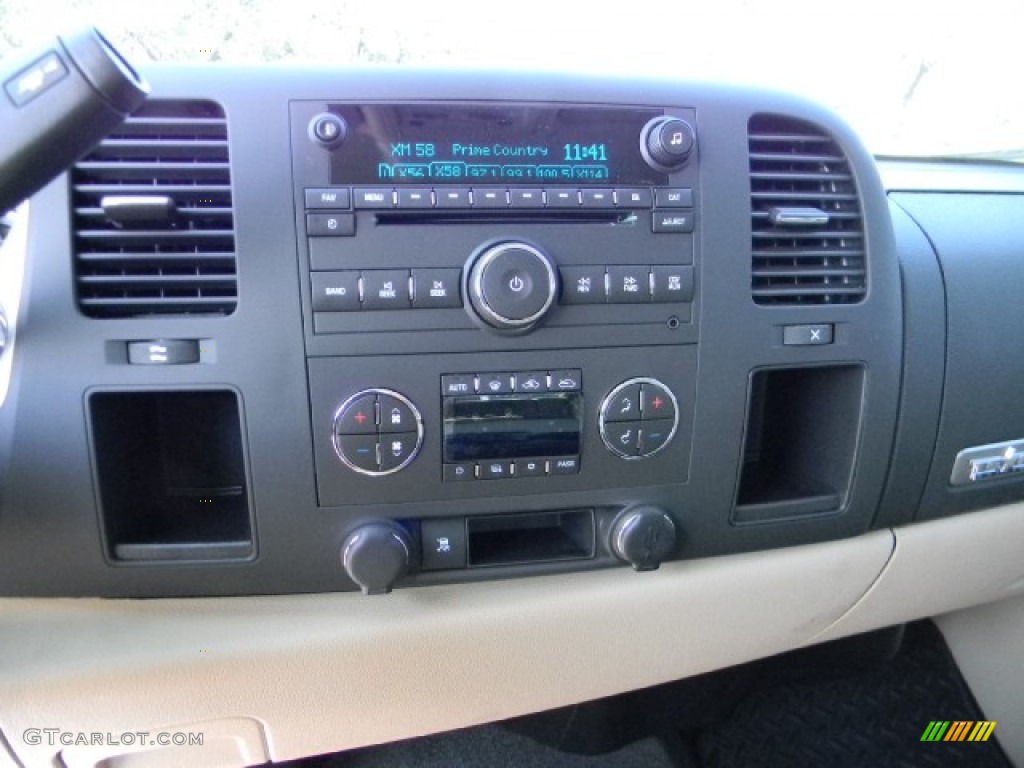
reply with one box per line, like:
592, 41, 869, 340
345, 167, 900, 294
443, 456, 581, 482
312, 269, 462, 312
336, 186, 687, 211
442, 370, 582, 396
560, 265, 694, 305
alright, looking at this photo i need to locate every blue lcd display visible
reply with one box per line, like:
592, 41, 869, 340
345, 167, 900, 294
328, 104, 667, 186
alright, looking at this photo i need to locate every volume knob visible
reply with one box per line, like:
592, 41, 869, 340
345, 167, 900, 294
641, 117, 696, 172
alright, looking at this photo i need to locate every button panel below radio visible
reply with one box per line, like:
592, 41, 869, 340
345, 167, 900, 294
442, 370, 581, 396
443, 456, 581, 482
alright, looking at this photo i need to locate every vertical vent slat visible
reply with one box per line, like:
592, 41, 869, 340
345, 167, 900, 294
748, 114, 866, 305
71, 99, 238, 318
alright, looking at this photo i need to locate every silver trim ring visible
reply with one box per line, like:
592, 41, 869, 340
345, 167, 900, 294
469, 242, 557, 329
599, 377, 680, 460
331, 388, 424, 477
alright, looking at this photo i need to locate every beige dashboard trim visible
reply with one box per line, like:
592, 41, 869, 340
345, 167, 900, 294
810, 502, 1024, 646
0, 531, 893, 767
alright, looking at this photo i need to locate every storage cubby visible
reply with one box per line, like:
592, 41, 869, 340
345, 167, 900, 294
467, 509, 595, 567
734, 366, 864, 523
88, 390, 253, 561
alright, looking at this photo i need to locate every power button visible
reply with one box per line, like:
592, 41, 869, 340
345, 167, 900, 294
468, 242, 558, 330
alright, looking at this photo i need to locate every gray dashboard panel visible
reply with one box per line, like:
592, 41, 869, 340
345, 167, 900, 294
0, 68, 905, 596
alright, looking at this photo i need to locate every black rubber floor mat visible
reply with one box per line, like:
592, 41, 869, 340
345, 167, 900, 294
300, 727, 682, 768
695, 621, 1011, 768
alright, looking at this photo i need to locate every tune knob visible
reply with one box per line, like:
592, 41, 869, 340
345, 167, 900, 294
609, 506, 677, 571
640, 116, 696, 172
341, 523, 411, 595
466, 242, 558, 331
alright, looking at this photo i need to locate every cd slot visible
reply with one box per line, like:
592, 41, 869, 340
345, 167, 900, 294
374, 211, 631, 226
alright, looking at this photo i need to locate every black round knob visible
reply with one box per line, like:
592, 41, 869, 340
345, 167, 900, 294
309, 112, 347, 149
641, 117, 695, 172
466, 242, 558, 331
610, 507, 677, 571
341, 524, 411, 595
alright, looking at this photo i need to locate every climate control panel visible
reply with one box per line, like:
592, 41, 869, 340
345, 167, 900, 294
308, 347, 696, 507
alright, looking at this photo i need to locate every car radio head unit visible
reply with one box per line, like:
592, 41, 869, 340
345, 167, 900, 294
324, 104, 670, 186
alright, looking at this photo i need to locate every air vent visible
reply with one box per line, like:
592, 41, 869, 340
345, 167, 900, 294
749, 114, 865, 305
71, 100, 237, 317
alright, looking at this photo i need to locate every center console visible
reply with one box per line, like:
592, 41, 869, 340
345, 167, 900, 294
290, 98, 703, 591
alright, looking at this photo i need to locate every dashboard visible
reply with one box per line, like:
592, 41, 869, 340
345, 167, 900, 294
2, 66, 1024, 767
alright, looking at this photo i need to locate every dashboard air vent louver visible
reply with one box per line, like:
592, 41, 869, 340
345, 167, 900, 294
748, 114, 865, 305
71, 100, 237, 317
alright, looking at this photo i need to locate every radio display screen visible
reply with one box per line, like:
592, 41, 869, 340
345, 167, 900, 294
328, 104, 667, 186
443, 393, 582, 462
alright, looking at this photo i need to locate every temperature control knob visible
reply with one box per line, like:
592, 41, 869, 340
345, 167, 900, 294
599, 377, 680, 459
332, 389, 424, 476
640, 116, 696, 172
466, 242, 558, 331
341, 523, 411, 595
610, 506, 677, 571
